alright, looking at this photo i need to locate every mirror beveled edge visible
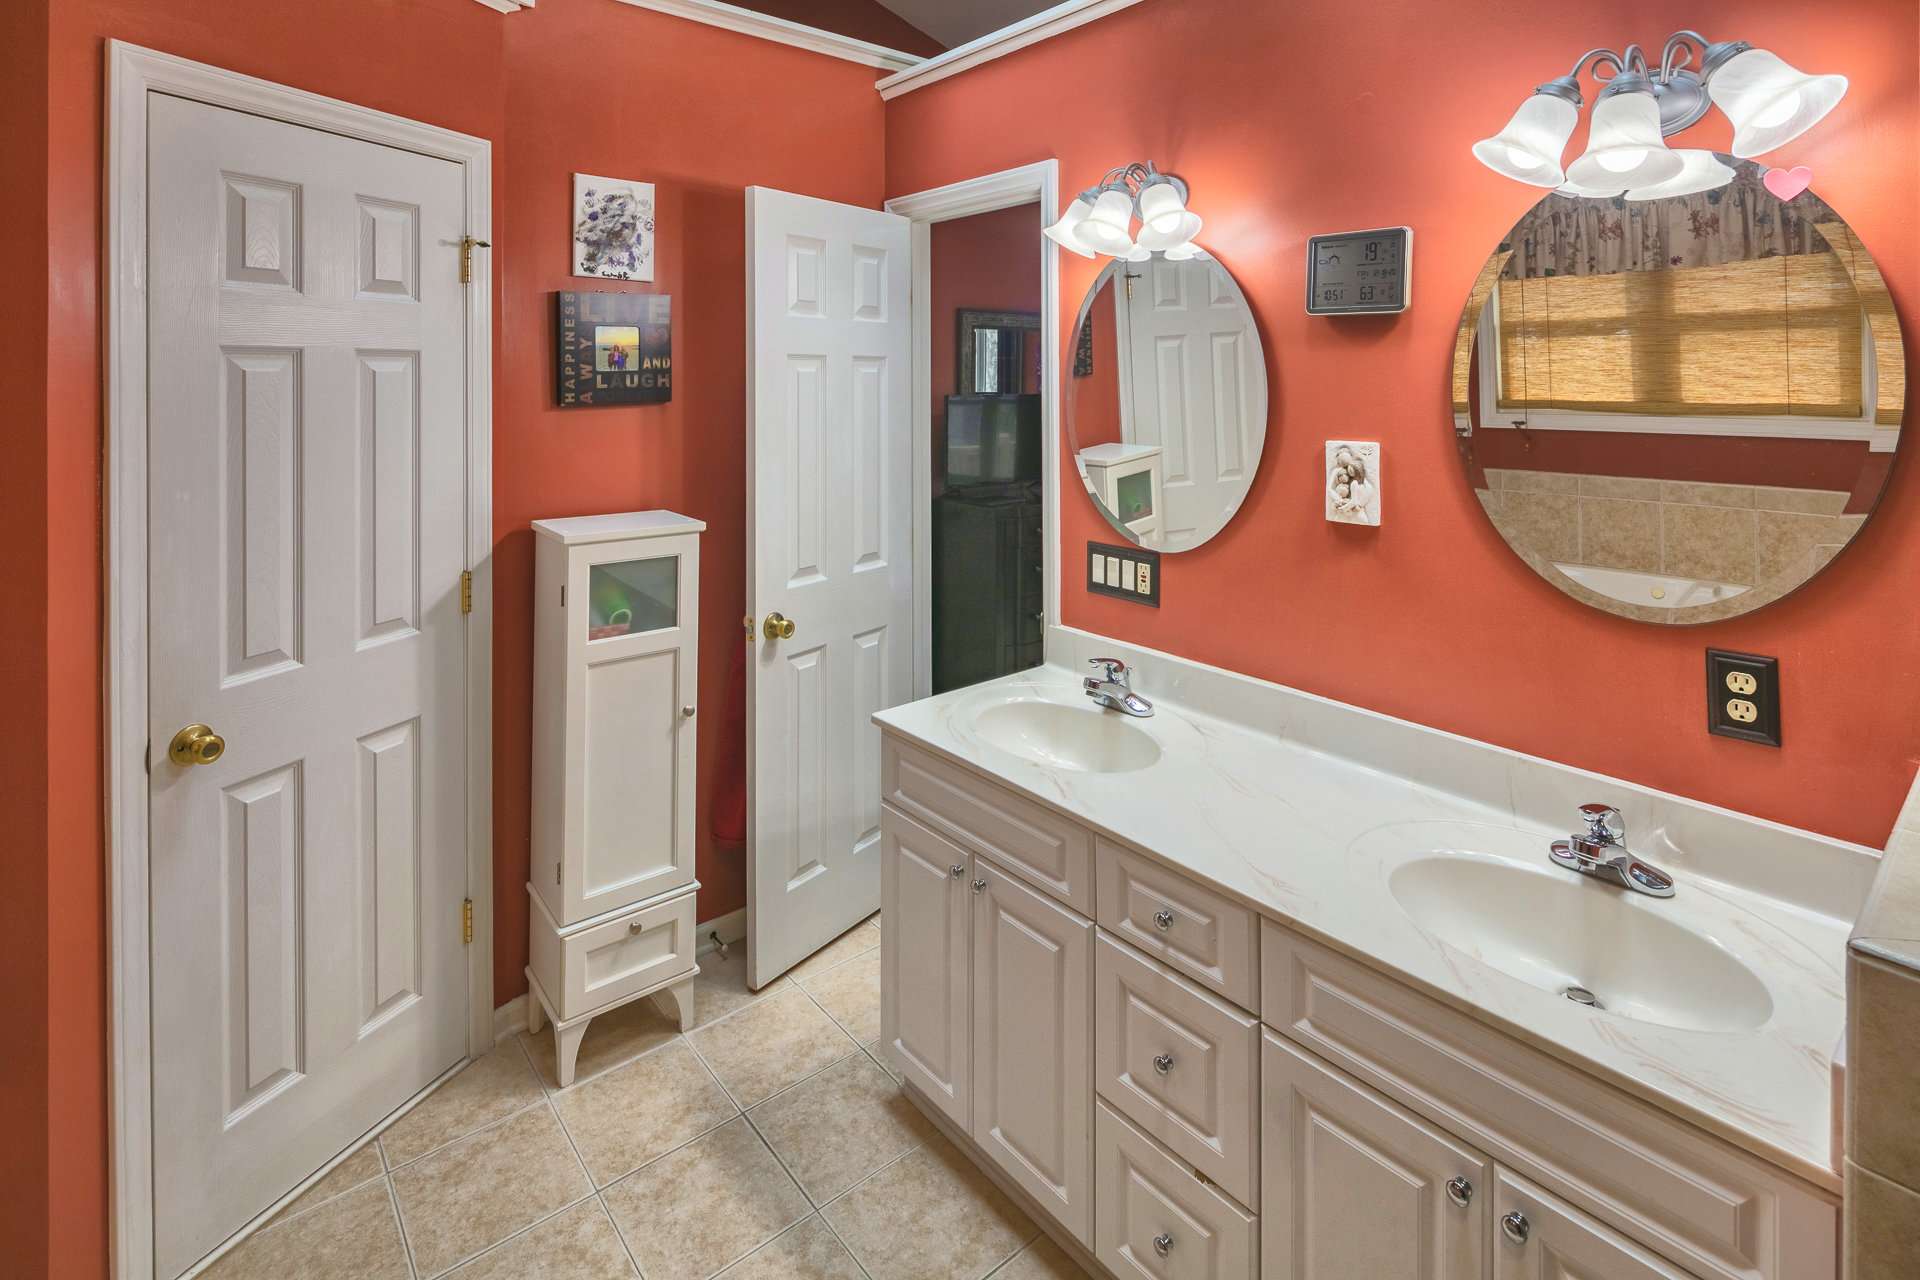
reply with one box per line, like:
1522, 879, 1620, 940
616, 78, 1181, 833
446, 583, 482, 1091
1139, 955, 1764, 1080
1065, 248, 1270, 553
1449, 181, 1906, 625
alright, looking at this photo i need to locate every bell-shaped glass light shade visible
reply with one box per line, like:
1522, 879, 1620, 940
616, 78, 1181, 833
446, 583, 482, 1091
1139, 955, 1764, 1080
1162, 240, 1202, 261
1624, 150, 1737, 201
1076, 187, 1139, 256
1043, 195, 1098, 259
1135, 177, 1189, 232
1472, 92, 1579, 186
1565, 91, 1684, 191
1136, 211, 1203, 252
1710, 48, 1847, 157
1554, 177, 1625, 198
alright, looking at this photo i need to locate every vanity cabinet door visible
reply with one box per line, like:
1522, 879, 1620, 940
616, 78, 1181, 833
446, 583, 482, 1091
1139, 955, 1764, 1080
880, 806, 972, 1129
1263, 1031, 1490, 1280
1491, 1168, 1702, 1280
972, 855, 1094, 1247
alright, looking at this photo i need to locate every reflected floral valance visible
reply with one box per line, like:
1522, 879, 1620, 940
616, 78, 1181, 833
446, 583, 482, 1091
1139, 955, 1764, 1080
1501, 161, 1841, 279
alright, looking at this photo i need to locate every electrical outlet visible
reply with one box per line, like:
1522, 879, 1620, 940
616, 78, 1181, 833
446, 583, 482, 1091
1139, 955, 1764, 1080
1706, 650, 1780, 746
1088, 540, 1160, 607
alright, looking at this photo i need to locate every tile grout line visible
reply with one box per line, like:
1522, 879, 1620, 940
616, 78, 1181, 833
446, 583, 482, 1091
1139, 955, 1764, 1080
383, 1172, 425, 1280
594, 1188, 649, 1280
421, 1188, 605, 1280
735, 1105, 878, 1280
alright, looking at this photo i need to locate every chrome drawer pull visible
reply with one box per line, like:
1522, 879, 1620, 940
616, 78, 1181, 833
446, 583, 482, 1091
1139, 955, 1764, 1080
1445, 1176, 1472, 1208
1501, 1211, 1529, 1245
628, 920, 645, 934
972, 879, 987, 895
1152, 1232, 1173, 1257
949, 864, 966, 879
1153, 908, 1175, 931
1152, 1053, 1175, 1076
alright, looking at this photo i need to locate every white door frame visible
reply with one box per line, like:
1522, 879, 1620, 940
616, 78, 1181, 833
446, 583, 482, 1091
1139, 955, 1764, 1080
884, 160, 1061, 698
105, 41, 493, 1280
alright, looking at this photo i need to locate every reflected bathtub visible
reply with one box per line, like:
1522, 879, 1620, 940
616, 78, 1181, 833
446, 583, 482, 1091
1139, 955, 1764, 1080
1554, 563, 1751, 610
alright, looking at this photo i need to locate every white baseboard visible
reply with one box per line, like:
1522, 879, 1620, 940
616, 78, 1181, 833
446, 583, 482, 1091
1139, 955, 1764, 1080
699, 907, 746, 953
492, 994, 528, 1044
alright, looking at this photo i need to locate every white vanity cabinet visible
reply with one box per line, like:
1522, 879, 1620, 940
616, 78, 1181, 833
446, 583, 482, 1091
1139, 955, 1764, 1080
525, 511, 704, 1086
877, 729, 1837, 1280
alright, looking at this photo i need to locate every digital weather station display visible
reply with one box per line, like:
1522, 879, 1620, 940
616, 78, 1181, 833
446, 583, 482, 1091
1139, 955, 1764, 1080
1306, 227, 1412, 315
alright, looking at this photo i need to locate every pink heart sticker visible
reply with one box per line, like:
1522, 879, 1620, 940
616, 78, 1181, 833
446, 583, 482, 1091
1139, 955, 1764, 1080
1763, 165, 1813, 201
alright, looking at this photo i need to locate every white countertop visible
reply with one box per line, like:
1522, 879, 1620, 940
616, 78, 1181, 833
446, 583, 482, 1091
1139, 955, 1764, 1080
876, 658, 1866, 1194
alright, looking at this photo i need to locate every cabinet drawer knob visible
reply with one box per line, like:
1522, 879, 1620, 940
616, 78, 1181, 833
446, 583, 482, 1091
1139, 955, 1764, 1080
682, 705, 696, 718
1152, 1053, 1175, 1076
1153, 908, 1174, 931
1445, 1176, 1473, 1207
950, 864, 966, 879
1152, 1232, 1173, 1257
1501, 1211, 1529, 1245
628, 920, 646, 935
972, 879, 987, 894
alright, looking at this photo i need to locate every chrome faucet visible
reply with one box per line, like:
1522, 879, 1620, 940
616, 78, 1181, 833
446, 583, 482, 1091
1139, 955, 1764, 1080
1084, 657, 1153, 717
1548, 804, 1675, 898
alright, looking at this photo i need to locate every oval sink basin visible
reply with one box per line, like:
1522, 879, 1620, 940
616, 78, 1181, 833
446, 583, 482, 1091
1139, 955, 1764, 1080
969, 699, 1162, 774
1389, 855, 1774, 1033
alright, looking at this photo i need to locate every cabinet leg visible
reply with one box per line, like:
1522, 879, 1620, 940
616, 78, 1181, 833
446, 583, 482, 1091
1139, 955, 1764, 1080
554, 1018, 589, 1089
651, 977, 696, 1032
526, 991, 546, 1036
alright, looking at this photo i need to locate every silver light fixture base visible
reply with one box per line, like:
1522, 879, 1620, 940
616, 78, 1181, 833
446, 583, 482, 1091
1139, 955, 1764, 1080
1650, 69, 1712, 135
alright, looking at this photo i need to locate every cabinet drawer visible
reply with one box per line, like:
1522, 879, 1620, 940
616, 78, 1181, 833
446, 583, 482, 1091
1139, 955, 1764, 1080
883, 736, 1093, 914
529, 887, 697, 1023
1492, 1167, 1701, 1280
1097, 840, 1258, 1010
1095, 1099, 1257, 1280
1095, 932, 1259, 1207
1262, 921, 1836, 1280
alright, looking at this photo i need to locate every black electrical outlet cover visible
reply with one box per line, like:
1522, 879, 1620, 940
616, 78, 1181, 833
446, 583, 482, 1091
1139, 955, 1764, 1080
1706, 649, 1781, 747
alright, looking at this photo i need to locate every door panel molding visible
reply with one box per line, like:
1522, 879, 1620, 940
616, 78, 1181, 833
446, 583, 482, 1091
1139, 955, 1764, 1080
106, 41, 492, 1280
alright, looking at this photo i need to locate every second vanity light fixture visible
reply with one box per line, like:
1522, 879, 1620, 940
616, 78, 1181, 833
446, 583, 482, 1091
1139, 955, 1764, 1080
1474, 31, 1846, 200
1044, 162, 1202, 261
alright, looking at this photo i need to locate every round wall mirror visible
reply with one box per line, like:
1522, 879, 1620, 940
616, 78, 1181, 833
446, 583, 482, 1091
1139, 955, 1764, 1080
1451, 161, 1905, 623
1067, 250, 1268, 551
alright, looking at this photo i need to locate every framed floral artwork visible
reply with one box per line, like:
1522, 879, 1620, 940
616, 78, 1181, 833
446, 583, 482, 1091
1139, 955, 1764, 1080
572, 173, 655, 282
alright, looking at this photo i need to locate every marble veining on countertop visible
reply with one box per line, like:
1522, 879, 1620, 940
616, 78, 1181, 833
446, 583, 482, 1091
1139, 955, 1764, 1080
877, 651, 1880, 1195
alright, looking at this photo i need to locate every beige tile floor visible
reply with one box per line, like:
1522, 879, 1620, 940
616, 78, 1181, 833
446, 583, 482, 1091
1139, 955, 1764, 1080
203, 915, 1092, 1280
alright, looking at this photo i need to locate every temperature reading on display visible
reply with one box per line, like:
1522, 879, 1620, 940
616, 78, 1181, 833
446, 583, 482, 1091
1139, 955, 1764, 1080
1306, 226, 1412, 315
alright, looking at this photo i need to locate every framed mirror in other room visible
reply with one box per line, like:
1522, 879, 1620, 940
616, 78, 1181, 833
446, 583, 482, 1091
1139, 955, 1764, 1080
957, 308, 1042, 396
1451, 161, 1904, 623
1066, 249, 1269, 551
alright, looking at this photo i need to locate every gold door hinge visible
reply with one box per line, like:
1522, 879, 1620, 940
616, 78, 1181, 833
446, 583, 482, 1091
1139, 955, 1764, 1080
462, 898, 474, 945
460, 236, 491, 285
460, 570, 473, 614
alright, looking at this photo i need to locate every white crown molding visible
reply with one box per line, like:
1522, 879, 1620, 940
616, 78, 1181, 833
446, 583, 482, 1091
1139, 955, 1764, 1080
876, 0, 1146, 99
610, 0, 921, 70
471, 0, 534, 11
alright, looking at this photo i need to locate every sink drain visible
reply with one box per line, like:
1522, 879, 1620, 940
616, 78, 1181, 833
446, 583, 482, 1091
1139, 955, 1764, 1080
1562, 984, 1604, 1010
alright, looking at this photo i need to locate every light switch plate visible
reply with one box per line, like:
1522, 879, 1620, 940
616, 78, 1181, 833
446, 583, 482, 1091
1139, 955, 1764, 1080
1326, 441, 1381, 525
1088, 540, 1160, 607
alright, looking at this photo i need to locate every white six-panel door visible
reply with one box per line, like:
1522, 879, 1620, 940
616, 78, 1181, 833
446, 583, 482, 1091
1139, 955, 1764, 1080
1119, 255, 1262, 549
746, 187, 912, 987
146, 94, 470, 1277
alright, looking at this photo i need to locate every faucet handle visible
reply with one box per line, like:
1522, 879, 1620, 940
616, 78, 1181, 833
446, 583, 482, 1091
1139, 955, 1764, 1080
1088, 657, 1128, 682
1578, 804, 1625, 845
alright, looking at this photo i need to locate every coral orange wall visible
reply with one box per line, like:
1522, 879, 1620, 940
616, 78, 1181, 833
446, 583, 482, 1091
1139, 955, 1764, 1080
31, 0, 882, 1271
930, 203, 1042, 490
885, 0, 1920, 849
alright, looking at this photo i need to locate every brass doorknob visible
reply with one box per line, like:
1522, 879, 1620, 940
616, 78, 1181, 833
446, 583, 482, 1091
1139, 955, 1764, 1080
762, 612, 796, 640
169, 723, 226, 767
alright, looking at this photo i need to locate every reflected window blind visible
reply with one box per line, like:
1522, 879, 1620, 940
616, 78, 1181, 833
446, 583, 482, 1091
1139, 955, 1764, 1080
1495, 252, 1863, 417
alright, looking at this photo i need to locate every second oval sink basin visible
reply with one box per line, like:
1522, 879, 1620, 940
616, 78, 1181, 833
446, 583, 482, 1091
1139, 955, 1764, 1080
969, 699, 1162, 774
1389, 854, 1774, 1033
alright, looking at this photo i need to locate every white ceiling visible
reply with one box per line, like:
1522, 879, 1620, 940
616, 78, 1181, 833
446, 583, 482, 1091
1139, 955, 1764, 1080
875, 0, 1061, 50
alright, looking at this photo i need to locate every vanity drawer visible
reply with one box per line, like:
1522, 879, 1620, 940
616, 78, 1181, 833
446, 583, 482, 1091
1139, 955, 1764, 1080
883, 736, 1094, 914
1097, 839, 1259, 1011
529, 886, 697, 1023
1096, 931, 1259, 1206
1095, 1099, 1256, 1280
1261, 921, 1837, 1280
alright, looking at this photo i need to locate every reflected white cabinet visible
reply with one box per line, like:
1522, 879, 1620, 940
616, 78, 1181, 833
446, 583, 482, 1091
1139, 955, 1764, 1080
526, 511, 704, 1086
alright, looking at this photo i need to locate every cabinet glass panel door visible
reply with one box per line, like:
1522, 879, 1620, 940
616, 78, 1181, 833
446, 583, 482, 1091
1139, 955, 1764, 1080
587, 556, 678, 641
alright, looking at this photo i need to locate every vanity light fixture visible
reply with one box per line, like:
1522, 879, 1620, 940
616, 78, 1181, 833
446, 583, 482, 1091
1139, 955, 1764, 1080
1044, 162, 1203, 260
1473, 32, 1846, 199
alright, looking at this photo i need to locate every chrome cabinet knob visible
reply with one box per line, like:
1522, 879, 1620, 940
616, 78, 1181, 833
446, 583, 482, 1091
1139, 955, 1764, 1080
972, 879, 987, 895
1152, 1232, 1173, 1257
1445, 1176, 1473, 1207
950, 864, 966, 879
1152, 1053, 1175, 1076
1153, 908, 1174, 931
682, 705, 696, 718
1501, 1211, 1530, 1245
